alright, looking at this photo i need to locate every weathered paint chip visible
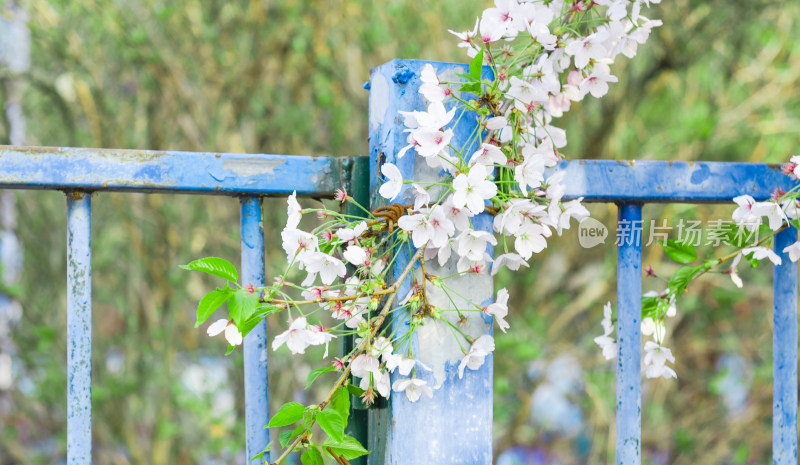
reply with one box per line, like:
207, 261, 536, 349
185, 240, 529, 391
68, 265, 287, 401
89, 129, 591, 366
221, 157, 285, 178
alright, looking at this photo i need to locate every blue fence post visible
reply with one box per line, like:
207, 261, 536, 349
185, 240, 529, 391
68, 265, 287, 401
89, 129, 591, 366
773, 227, 798, 465
368, 59, 494, 465
240, 196, 269, 464
66, 192, 92, 465
616, 203, 642, 465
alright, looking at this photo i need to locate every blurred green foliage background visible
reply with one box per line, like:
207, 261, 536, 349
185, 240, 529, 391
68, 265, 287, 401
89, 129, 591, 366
0, 0, 799, 464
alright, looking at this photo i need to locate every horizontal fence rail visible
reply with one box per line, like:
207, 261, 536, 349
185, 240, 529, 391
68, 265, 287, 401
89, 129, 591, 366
0, 145, 797, 465
0, 146, 793, 201
0, 146, 352, 196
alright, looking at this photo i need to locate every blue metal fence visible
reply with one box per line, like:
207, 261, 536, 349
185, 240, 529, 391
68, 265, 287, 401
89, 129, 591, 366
1, 58, 798, 465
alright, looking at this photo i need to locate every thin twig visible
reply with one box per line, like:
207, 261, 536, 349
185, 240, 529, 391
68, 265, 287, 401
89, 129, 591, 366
262, 286, 396, 306
326, 447, 352, 465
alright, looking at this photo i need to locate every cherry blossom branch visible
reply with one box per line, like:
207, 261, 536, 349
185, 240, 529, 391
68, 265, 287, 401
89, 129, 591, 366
261, 287, 396, 306
270, 248, 424, 465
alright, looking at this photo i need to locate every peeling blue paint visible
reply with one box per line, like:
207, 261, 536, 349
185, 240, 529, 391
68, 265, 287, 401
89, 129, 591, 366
66, 193, 92, 465
392, 68, 414, 85
773, 228, 798, 465
369, 59, 494, 465
241, 197, 269, 464
0, 146, 345, 196
616, 204, 642, 465
0, 148, 795, 203
547, 159, 797, 203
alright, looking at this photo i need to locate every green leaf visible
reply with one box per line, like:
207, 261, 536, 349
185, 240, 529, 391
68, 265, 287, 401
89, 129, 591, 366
668, 265, 702, 297
251, 442, 272, 461
331, 387, 350, 426
267, 402, 305, 428
720, 223, 756, 248
323, 435, 369, 460
316, 409, 345, 443
301, 447, 324, 465
306, 365, 336, 390
458, 82, 481, 94
259, 304, 284, 318
661, 238, 698, 264
179, 257, 239, 283
469, 47, 483, 81
279, 424, 303, 447
228, 289, 260, 328
238, 314, 264, 338
194, 286, 233, 327
641, 295, 659, 318
347, 384, 365, 397
302, 409, 315, 431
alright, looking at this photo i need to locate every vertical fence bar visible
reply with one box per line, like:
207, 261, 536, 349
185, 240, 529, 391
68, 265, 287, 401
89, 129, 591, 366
616, 203, 642, 465
240, 196, 269, 464
66, 192, 92, 465
773, 227, 798, 465
342, 156, 370, 465
369, 59, 494, 465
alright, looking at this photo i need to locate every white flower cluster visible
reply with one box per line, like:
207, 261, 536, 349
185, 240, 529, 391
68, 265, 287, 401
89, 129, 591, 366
728, 186, 800, 287
205, 0, 665, 405
594, 155, 800, 381
594, 300, 677, 379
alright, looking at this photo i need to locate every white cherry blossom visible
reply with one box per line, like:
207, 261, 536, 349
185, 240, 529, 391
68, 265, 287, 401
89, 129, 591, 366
343, 245, 368, 266
456, 252, 492, 274
379, 163, 403, 201
470, 143, 507, 167
281, 228, 318, 262
272, 317, 328, 355
398, 213, 433, 248
514, 155, 546, 196
448, 18, 479, 57
411, 184, 431, 211
458, 335, 495, 378
457, 230, 498, 261
427, 205, 456, 248
728, 253, 744, 288
565, 34, 608, 69
442, 195, 473, 231
337, 221, 367, 242
385, 354, 417, 376
643, 341, 677, 379
484, 288, 510, 332
414, 128, 454, 159
491, 253, 530, 275
783, 241, 800, 263
350, 354, 380, 379
419, 64, 449, 103
742, 246, 782, 266
579, 63, 618, 98
207, 319, 244, 346
594, 334, 617, 360
514, 223, 547, 259
287, 191, 302, 230
392, 377, 433, 402
301, 252, 347, 286
452, 164, 498, 215
478, 17, 505, 44
732, 195, 761, 232
754, 201, 787, 231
